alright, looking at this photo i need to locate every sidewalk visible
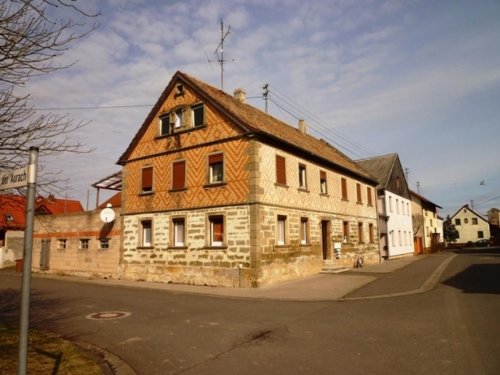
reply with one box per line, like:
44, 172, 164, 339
18, 253, 453, 302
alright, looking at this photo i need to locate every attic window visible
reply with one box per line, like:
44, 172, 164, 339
5, 214, 14, 222
158, 104, 204, 136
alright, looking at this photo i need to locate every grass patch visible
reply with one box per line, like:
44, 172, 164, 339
0, 326, 105, 374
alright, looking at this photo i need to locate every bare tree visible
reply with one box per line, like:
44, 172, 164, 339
0, 0, 99, 194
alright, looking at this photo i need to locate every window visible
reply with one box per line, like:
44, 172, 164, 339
396, 199, 399, 214
389, 196, 393, 212
4, 213, 14, 222
356, 183, 362, 204
172, 160, 186, 190
398, 231, 402, 246
192, 104, 204, 127
358, 222, 364, 243
298, 164, 307, 189
208, 153, 224, 184
209, 215, 224, 246
320, 171, 327, 194
391, 231, 395, 247
478, 231, 484, 239
341, 178, 348, 200
79, 239, 89, 250
172, 218, 185, 247
142, 166, 153, 193
455, 218, 461, 226
58, 239, 67, 249
367, 187, 373, 206
99, 238, 110, 249
172, 108, 184, 129
464, 218, 468, 224
277, 215, 287, 245
407, 203, 410, 215
141, 220, 152, 247
276, 155, 286, 185
403, 231, 407, 246
369, 223, 374, 243
472, 218, 478, 225
160, 115, 171, 136
300, 218, 308, 245
343, 221, 349, 242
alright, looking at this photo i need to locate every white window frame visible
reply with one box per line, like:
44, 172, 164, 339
79, 239, 90, 250
173, 218, 185, 247
209, 215, 224, 247
300, 218, 308, 245
277, 215, 287, 245
141, 219, 152, 247
298, 164, 307, 189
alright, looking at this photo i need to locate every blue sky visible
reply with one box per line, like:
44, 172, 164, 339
28, 0, 500, 217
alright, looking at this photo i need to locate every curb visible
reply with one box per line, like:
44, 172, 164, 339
340, 253, 458, 301
77, 341, 137, 375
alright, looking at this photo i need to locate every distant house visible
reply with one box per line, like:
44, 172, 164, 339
116, 71, 380, 288
32, 193, 121, 277
487, 208, 499, 227
0, 194, 84, 268
450, 204, 490, 244
357, 154, 414, 259
410, 190, 442, 253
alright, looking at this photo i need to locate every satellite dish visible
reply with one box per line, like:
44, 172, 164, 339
100, 203, 115, 223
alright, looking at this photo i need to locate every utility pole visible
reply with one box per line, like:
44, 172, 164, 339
404, 168, 410, 184
416, 181, 421, 194
263, 83, 269, 113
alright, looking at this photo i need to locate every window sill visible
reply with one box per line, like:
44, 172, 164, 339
137, 246, 154, 250
341, 198, 349, 202
169, 188, 187, 193
274, 183, 289, 189
167, 246, 188, 250
320, 193, 329, 197
297, 188, 310, 193
203, 245, 228, 250
273, 244, 289, 250
155, 124, 207, 139
356, 201, 363, 205
139, 191, 154, 196
203, 182, 226, 189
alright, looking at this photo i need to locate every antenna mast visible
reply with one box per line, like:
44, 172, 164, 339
214, 19, 232, 91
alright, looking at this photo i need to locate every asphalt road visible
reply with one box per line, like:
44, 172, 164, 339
1, 248, 499, 374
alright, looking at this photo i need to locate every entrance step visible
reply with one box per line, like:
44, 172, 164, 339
320, 265, 350, 274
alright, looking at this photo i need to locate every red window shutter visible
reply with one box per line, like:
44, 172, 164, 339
212, 218, 224, 242
209, 153, 223, 164
142, 167, 153, 191
276, 155, 286, 185
172, 161, 185, 190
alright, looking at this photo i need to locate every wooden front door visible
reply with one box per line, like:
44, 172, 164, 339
40, 240, 50, 270
321, 220, 331, 260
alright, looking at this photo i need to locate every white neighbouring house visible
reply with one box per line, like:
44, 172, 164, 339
357, 154, 414, 259
450, 204, 490, 244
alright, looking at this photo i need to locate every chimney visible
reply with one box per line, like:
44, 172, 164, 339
233, 88, 246, 103
298, 119, 307, 135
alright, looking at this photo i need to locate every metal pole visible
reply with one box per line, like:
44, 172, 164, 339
18, 146, 38, 375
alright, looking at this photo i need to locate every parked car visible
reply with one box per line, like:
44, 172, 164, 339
475, 239, 491, 247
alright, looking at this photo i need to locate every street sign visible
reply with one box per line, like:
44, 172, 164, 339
0, 166, 28, 190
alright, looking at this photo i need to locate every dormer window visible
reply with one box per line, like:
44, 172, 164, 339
159, 104, 204, 136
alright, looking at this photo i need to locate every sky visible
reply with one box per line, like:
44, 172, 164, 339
26, 0, 500, 218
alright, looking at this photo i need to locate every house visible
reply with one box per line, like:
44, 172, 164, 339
116, 71, 380, 288
32, 193, 121, 277
0, 194, 84, 268
410, 190, 442, 253
450, 204, 490, 244
357, 154, 414, 259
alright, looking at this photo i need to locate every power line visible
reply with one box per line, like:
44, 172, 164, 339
35, 104, 153, 111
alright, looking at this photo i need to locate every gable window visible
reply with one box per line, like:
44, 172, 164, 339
172, 160, 186, 190
160, 115, 171, 136
172, 108, 184, 129
192, 104, 204, 127
341, 178, 348, 200
99, 238, 110, 249
320, 171, 327, 194
141, 166, 153, 193
79, 239, 89, 250
172, 217, 185, 247
455, 218, 461, 226
343, 221, 349, 243
358, 222, 364, 243
209, 215, 224, 247
276, 155, 287, 185
298, 164, 307, 190
356, 183, 362, 204
277, 215, 287, 245
472, 218, 478, 225
208, 153, 224, 184
141, 219, 153, 247
367, 187, 373, 206
464, 218, 468, 224
300, 217, 309, 245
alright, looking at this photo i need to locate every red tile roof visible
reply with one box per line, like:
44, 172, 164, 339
98, 192, 121, 209
35, 195, 84, 214
118, 71, 377, 184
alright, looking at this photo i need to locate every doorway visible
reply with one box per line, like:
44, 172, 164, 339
321, 220, 331, 260
40, 239, 50, 270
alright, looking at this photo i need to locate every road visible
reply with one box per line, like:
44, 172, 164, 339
1, 249, 499, 374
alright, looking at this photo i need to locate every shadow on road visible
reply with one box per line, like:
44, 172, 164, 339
442, 263, 500, 294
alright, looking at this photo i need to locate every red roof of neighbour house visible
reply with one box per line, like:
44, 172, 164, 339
0, 194, 84, 230
97, 192, 121, 209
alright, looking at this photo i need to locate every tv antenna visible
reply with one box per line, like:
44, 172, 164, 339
206, 19, 234, 91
